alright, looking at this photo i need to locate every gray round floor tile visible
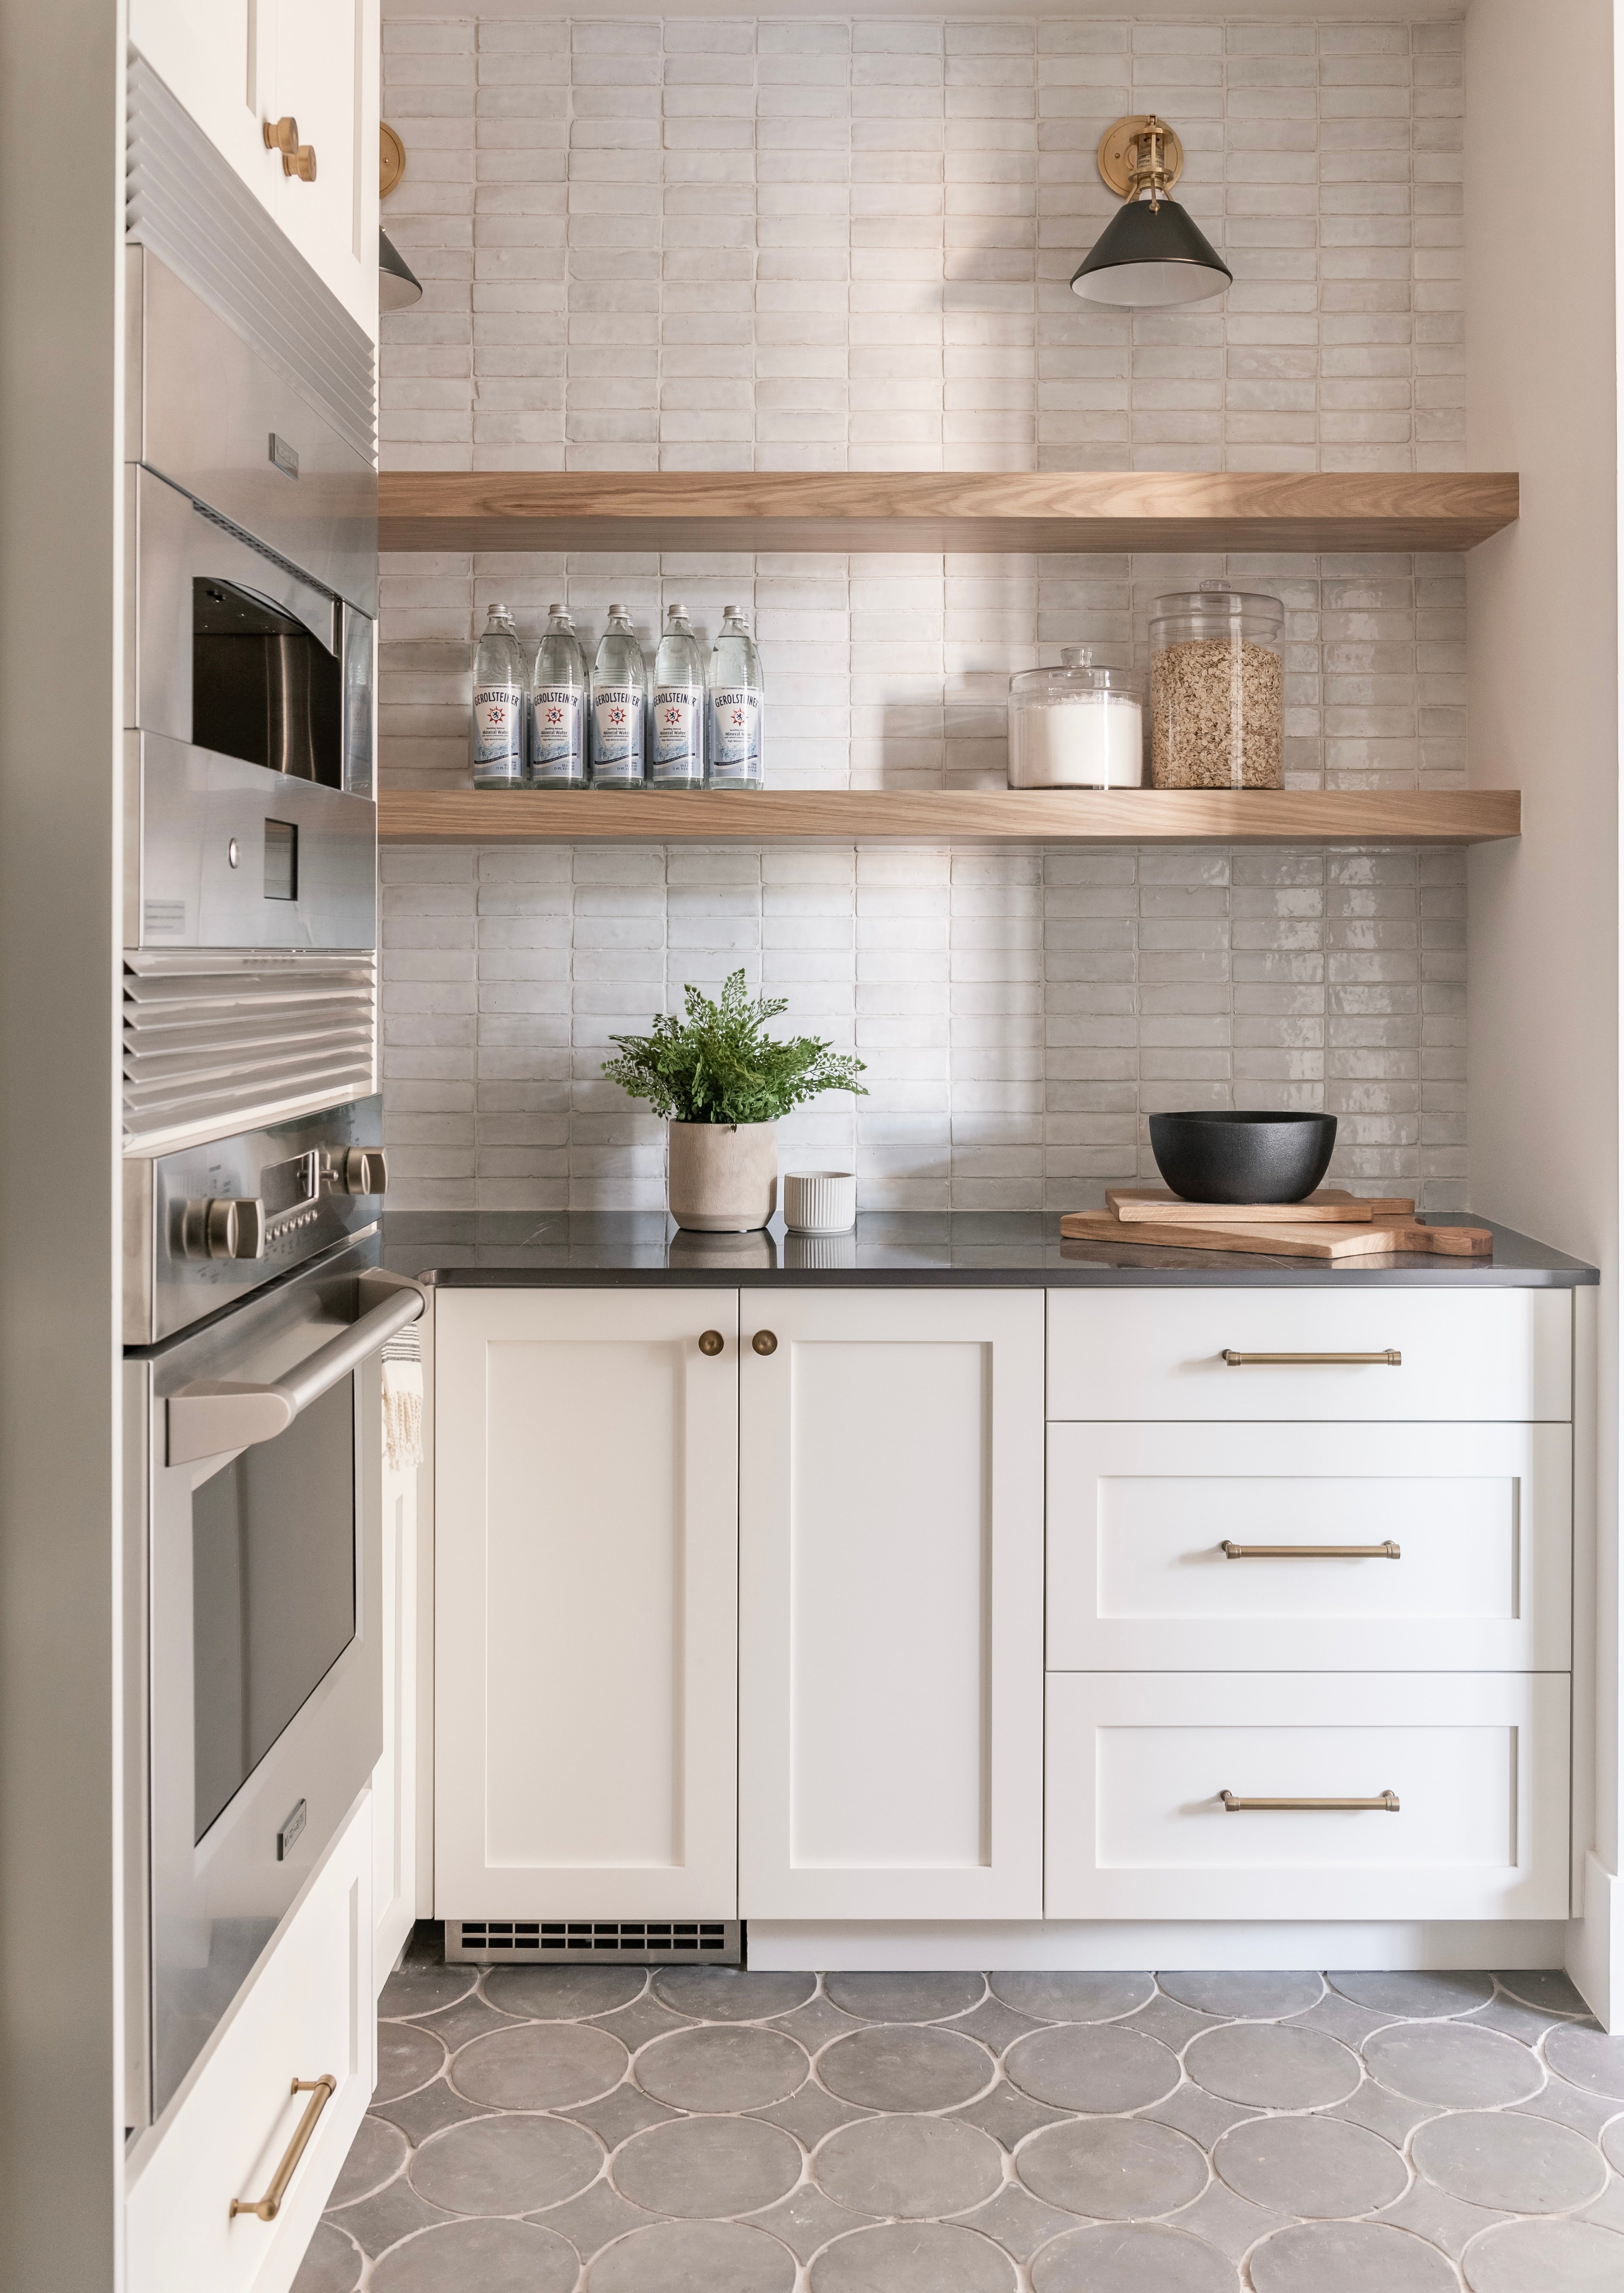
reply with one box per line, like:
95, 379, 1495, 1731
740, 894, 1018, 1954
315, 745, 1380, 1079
288, 2223, 361, 2293
452, 2020, 628, 2109
811, 2222, 1016, 2293
1412, 2109, 1606, 2214
370, 2219, 579, 2293
653, 1969, 815, 2021
1005, 2023, 1179, 2114
1494, 1971, 1589, 2018
636, 2024, 809, 2111
329, 2113, 409, 2208
378, 1963, 477, 2020
818, 2024, 992, 2112
1251, 2222, 1454, 2293
410, 2113, 603, 2214
1545, 2023, 1624, 2101
614, 2114, 802, 2217
1362, 2021, 1542, 2107
1017, 2115, 1207, 2219
988, 1972, 1154, 2023
814, 2114, 1003, 2218
1031, 2222, 1235, 2293
1214, 2113, 1406, 2217
823, 1974, 987, 2022
374, 2021, 447, 2102
1601, 2115, 1624, 2175
1464, 2218, 1624, 2292
1157, 1971, 1323, 2019
483, 1966, 646, 2020
1330, 1970, 1494, 2017
589, 2219, 798, 2293
1186, 2023, 1360, 2110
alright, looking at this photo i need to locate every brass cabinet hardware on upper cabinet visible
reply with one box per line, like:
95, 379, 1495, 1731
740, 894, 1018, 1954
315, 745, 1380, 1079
1221, 1348, 1402, 1366
1219, 1790, 1400, 1813
1220, 1540, 1401, 1560
229, 2075, 337, 2220
697, 1330, 724, 1356
751, 1330, 777, 1356
262, 118, 317, 180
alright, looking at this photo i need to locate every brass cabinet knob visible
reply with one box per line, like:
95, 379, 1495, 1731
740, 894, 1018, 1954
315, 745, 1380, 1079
287, 144, 317, 182
263, 114, 300, 155
697, 1330, 724, 1356
751, 1330, 777, 1356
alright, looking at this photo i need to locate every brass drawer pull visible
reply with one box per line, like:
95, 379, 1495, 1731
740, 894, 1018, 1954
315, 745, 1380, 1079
697, 1330, 724, 1356
1222, 1348, 1401, 1366
1221, 1540, 1401, 1560
1220, 1790, 1400, 1813
751, 1330, 777, 1356
230, 2074, 337, 2221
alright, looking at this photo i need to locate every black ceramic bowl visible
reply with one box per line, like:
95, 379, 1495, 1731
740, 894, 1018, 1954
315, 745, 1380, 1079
1149, 1110, 1338, 1205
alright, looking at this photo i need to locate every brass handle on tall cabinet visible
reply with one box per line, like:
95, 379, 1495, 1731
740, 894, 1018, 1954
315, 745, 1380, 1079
751, 1331, 777, 1356
698, 1330, 724, 1356
229, 2075, 337, 2220
287, 144, 317, 182
262, 117, 317, 180
1220, 1790, 1399, 1813
1222, 1349, 1401, 1366
1221, 1540, 1401, 1560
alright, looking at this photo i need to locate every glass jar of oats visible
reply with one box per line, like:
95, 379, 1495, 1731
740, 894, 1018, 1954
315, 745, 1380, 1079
1149, 585, 1285, 790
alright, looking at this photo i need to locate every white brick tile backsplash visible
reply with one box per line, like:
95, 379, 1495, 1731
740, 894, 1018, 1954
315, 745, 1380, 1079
379, 12, 1470, 1213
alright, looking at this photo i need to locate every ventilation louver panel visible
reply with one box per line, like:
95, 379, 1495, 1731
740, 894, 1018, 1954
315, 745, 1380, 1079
123, 949, 376, 1154
445, 1921, 742, 1966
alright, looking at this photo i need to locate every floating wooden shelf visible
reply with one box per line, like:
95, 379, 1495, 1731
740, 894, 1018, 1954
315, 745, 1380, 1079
379, 787, 1521, 847
378, 469, 1519, 557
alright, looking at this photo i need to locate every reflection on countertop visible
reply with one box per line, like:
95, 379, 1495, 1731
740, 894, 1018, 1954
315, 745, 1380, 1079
378, 1210, 1598, 1290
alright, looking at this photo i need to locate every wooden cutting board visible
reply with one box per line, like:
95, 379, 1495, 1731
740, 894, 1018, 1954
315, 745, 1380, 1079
1060, 1210, 1493, 1259
1106, 1188, 1417, 1226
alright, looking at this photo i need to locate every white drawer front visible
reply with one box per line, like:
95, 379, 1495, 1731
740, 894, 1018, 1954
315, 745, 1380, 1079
1045, 1673, 1569, 1923
1046, 1289, 1572, 1423
126, 1794, 373, 2293
1047, 1421, 1572, 1672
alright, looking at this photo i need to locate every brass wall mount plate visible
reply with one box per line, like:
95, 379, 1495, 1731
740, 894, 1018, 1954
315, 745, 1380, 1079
1097, 114, 1184, 198
380, 122, 406, 199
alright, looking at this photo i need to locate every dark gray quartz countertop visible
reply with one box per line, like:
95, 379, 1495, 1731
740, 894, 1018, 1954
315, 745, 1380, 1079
379, 1210, 1598, 1289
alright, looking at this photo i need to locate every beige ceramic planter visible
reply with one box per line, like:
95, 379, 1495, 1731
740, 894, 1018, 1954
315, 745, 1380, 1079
667, 1119, 779, 1232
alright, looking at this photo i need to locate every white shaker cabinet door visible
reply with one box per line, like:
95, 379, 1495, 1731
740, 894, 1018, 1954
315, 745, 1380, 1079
434, 1289, 739, 1921
739, 1289, 1045, 1920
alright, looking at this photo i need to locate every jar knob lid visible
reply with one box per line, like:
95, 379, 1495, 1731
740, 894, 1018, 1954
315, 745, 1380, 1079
1059, 644, 1093, 668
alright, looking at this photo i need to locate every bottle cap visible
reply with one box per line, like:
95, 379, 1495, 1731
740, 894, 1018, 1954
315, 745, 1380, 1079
546, 601, 570, 619
667, 602, 686, 618
487, 602, 508, 619
607, 601, 628, 617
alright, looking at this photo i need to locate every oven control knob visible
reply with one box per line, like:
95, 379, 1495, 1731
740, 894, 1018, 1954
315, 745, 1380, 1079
340, 1147, 388, 1196
180, 1195, 266, 1261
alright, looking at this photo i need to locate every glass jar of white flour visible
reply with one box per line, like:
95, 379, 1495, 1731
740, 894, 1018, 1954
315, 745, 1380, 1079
1007, 648, 1144, 789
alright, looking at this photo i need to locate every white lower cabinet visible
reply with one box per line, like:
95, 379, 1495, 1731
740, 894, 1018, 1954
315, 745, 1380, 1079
434, 1289, 740, 1921
125, 1791, 373, 2293
739, 1289, 1045, 1920
1046, 1671, 1571, 1922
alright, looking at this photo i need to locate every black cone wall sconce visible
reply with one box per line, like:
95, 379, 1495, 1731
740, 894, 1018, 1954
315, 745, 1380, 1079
1071, 115, 1232, 310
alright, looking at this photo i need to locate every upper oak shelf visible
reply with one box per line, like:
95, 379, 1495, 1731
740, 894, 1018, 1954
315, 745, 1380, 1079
378, 788, 1521, 848
377, 469, 1520, 557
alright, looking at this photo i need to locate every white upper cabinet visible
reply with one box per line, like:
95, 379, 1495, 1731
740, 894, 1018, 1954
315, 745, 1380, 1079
738, 1289, 1045, 1922
127, 0, 380, 338
434, 1290, 740, 1922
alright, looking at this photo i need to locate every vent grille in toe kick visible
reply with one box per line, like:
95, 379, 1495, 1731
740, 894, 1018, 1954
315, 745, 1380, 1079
446, 1919, 742, 1965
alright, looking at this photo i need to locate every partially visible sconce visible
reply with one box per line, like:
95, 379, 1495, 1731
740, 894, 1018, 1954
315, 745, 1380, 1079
378, 124, 422, 311
1070, 115, 1232, 310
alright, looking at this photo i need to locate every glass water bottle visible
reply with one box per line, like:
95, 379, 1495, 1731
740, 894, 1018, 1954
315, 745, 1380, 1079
589, 603, 647, 788
528, 603, 587, 788
471, 603, 526, 790
650, 603, 706, 789
707, 605, 764, 790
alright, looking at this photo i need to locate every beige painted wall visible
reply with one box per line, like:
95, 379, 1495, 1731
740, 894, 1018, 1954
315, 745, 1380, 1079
1465, 0, 1620, 1996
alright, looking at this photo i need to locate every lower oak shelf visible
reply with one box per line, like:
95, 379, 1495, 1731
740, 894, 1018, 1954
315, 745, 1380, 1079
377, 786, 1521, 847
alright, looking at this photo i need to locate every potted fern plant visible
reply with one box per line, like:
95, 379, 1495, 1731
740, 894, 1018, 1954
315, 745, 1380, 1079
603, 970, 866, 1232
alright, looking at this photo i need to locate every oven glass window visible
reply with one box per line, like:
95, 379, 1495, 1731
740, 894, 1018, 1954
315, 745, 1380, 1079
191, 1376, 356, 1842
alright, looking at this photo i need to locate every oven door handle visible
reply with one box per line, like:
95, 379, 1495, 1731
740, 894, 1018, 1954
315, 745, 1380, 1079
166, 1274, 425, 1464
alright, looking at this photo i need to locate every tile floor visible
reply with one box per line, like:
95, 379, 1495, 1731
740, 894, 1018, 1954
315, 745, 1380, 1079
294, 1949, 1624, 2292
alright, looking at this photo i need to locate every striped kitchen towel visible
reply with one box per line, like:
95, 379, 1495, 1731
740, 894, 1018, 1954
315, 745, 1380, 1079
381, 1319, 424, 1472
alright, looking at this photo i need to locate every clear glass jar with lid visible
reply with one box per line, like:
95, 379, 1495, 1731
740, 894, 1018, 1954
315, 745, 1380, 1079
1148, 584, 1285, 789
1007, 646, 1143, 789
